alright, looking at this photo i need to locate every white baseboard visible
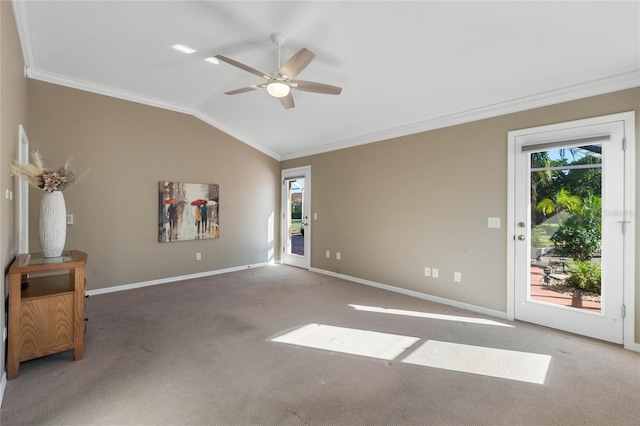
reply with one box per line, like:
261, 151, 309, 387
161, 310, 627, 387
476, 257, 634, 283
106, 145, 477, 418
83, 263, 640, 352
86, 262, 269, 296
625, 342, 640, 353
310, 267, 508, 320
0, 372, 6, 408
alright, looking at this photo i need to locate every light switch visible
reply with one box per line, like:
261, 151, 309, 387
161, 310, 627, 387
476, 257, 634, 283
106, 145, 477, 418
488, 217, 501, 228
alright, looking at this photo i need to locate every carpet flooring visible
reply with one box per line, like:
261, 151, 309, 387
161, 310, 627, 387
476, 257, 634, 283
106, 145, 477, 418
1, 265, 639, 425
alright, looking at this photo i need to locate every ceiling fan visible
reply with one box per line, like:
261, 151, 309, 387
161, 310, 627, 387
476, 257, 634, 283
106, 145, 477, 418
215, 33, 342, 109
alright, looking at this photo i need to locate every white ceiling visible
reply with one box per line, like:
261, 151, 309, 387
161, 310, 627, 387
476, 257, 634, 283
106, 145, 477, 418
13, 1, 640, 160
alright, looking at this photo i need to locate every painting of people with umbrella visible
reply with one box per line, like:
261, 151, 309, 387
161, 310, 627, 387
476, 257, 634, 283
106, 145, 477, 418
158, 181, 219, 242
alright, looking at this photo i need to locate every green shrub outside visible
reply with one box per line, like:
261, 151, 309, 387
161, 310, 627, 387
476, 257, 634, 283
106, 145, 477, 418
549, 195, 601, 261
565, 261, 601, 294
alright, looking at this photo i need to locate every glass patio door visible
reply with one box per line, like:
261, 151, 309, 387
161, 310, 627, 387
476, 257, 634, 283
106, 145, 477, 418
282, 167, 310, 269
511, 118, 627, 344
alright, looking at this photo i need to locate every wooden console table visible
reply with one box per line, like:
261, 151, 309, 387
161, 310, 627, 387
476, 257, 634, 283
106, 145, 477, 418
7, 250, 87, 379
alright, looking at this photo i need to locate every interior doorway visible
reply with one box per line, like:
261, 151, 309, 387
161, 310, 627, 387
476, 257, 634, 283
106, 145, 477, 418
507, 112, 635, 347
282, 166, 310, 269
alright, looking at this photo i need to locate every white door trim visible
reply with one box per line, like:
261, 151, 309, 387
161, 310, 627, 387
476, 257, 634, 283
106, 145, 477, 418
507, 111, 636, 350
17, 125, 29, 254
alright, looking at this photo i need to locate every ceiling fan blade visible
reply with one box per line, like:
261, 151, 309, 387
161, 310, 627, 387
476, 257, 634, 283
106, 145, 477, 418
278, 48, 315, 80
292, 80, 342, 95
279, 93, 295, 109
215, 55, 273, 79
224, 86, 258, 95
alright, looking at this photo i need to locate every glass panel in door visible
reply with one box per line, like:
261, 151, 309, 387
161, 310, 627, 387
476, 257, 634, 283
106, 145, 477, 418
529, 145, 602, 312
287, 178, 305, 257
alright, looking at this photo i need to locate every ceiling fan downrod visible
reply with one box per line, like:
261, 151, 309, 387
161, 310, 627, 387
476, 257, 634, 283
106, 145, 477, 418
271, 32, 286, 69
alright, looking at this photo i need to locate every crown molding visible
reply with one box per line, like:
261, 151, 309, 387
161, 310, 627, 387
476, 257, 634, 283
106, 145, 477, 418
12, 1, 33, 67
280, 71, 640, 161
25, 68, 282, 161
12, 0, 639, 163
12, 0, 280, 159
27, 68, 194, 115
24, 65, 638, 164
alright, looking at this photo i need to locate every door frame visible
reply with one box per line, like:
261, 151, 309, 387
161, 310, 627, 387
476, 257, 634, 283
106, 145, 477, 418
506, 111, 636, 350
281, 166, 311, 269
17, 124, 29, 254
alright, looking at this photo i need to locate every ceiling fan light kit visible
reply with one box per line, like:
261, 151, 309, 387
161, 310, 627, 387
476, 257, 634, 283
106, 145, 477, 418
266, 80, 290, 98
215, 32, 342, 109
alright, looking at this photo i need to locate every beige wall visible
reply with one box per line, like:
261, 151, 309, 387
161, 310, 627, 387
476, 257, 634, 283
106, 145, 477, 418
27, 80, 281, 290
282, 87, 640, 344
1, 0, 29, 382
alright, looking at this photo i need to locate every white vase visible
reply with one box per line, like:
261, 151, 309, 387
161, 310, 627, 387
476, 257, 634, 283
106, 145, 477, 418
39, 191, 67, 257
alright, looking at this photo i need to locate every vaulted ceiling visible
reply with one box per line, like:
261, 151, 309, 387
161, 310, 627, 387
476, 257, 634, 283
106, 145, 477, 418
13, 1, 640, 160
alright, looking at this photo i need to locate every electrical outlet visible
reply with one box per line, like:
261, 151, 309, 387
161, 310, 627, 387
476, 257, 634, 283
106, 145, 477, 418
432, 268, 439, 278
196, 252, 202, 261
424, 267, 431, 277
336, 252, 341, 260
454, 272, 462, 282
326, 250, 330, 258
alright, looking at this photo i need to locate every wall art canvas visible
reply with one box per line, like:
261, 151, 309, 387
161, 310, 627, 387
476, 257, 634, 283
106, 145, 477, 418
159, 181, 219, 242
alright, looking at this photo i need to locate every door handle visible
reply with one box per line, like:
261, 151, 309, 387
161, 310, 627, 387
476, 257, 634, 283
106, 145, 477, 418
517, 235, 526, 241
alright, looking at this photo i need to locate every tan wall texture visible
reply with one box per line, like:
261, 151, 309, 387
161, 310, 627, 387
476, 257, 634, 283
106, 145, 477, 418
281, 87, 640, 344
1, 0, 30, 382
27, 80, 281, 290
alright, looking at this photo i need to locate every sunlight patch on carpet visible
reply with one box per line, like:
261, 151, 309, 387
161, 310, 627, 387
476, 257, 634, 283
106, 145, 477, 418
271, 323, 420, 360
348, 304, 513, 327
402, 340, 551, 384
